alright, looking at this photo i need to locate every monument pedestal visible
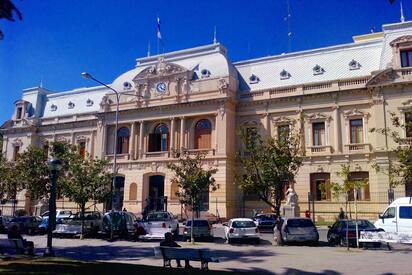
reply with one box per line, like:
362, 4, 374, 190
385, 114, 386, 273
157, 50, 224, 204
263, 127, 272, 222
283, 205, 300, 218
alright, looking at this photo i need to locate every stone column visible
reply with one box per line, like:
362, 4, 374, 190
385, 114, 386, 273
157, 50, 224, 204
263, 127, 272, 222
363, 115, 369, 144
333, 106, 341, 153
130, 122, 136, 159
139, 121, 144, 158
101, 125, 107, 158
170, 117, 175, 152
180, 117, 185, 151
215, 114, 219, 154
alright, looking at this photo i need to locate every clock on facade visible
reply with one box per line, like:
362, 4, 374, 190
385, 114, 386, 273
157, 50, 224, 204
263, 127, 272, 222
156, 82, 167, 94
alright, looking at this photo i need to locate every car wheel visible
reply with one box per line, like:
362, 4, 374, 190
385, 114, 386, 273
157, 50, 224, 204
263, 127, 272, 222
339, 237, 346, 247
255, 238, 260, 245
27, 228, 33, 235
227, 238, 233, 244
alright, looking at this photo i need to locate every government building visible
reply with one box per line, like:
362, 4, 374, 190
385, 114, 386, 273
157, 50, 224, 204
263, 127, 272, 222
2, 21, 412, 221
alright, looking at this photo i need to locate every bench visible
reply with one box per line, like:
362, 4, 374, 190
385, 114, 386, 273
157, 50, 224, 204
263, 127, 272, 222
0, 239, 33, 255
154, 246, 219, 270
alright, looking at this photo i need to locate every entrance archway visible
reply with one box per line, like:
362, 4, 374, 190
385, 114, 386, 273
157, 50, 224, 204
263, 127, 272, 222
148, 175, 165, 211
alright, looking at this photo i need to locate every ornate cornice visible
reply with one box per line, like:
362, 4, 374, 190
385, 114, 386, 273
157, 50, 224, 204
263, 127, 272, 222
365, 68, 396, 87
343, 108, 369, 118
306, 112, 331, 122
389, 35, 412, 47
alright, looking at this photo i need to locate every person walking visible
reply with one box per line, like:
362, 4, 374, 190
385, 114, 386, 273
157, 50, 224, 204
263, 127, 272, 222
338, 208, 345, 220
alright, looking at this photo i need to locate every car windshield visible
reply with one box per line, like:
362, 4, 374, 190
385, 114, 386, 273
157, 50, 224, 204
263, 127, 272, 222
146, 212, 169, 221
256, 214, 275, 220
342, 220, 375, 229
232, 220, 256, 228
287, 219, 315, 227
186, 220, 209, 227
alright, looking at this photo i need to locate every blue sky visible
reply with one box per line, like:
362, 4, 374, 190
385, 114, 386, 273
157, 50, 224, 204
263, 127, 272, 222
0, 0, 409, 123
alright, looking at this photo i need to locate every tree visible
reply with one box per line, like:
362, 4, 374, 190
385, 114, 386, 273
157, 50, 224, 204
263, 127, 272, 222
0, 154, 18, 200
326, 164, 368, 249
370, 112, 412, 191
167, 151, 218, 243
14, 142, 74, 202
0, 0, 22, 40
237, 128, 303, 217
59, 150, 111, 239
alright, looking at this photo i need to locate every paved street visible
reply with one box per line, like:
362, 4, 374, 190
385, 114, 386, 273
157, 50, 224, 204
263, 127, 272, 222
3, 225, 411, 275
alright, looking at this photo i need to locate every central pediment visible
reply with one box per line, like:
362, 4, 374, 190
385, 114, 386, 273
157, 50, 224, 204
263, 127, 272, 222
133, 57, 191, 82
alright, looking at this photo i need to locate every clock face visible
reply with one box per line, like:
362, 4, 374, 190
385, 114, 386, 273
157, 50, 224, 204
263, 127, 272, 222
156, 82, 167, 93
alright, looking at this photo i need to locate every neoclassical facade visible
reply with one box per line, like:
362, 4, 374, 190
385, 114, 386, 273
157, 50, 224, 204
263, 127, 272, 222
3, 21, 412, 220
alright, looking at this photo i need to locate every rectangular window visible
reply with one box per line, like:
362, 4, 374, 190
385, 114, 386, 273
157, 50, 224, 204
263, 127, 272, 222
310, 173, 331, 201
350, 119, 363, 144
399, 207, 412, 219
278, 125, 290, 143
16, 107, 23, 120
401, 49, 412, 67
13, 146, 20, 161
312, 122, 325, 146
348, 172, 370, 201
79, 141, 86, 159
405, 112, 412, 138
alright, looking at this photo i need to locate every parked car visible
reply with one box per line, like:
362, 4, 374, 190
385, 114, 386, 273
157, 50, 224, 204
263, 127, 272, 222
183, 219, 213, 241
224, 218, 260, 244
374, 197, 412, 233
53, 211, 102, 237
7, 216, 43, 235
327, 219, 383, 247
41, 209, 73, 219
274, 217, 319, 246
102, 211, 137, 239
0, 216, 13, 233
38, 217, 66, 235
140, 211, 179, 240
254, 213, 277, 231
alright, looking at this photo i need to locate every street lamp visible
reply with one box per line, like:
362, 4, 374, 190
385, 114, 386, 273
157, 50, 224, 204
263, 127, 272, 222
81, 72, 120, 211
44, 157, 62, 257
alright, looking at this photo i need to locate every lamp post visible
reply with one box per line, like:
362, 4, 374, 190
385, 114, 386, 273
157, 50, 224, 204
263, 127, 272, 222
81, 72, 120, 212
44, 157, 62, 257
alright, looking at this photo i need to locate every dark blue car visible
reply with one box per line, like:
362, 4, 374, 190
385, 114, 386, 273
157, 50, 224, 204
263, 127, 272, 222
327, 219, 383, 246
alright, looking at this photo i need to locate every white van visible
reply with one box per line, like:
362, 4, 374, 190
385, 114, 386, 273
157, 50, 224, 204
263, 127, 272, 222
374, 197, 412, 232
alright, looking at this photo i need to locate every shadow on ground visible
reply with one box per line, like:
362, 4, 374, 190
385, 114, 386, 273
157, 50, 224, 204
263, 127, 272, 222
0, 257, 261, 275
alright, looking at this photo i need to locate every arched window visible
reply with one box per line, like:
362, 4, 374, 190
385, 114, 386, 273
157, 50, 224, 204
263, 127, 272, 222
129, 182, 137, 201
149, 123, 169, 152
170, 180, 179, 200
117, 127, 130, 154
194, 119, 212, 149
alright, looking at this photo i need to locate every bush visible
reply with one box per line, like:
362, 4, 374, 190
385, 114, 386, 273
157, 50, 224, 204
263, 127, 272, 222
15, 209, 27, 216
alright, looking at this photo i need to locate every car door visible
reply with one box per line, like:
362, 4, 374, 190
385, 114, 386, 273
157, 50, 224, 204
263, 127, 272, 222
398, 206, 412, 232
328, 222, 340, 242
377, 207, 396, 232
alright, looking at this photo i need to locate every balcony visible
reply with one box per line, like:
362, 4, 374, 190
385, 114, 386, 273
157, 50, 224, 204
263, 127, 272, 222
105, 154, 130, 161
186, 148, 216, 156
145, 151, 170, 158
307, 145, 332, 156
344, 143, 371, 154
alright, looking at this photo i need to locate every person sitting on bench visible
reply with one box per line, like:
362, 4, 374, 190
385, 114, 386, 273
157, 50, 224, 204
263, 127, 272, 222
8, 224, 34, 255
160, 232, 192, 268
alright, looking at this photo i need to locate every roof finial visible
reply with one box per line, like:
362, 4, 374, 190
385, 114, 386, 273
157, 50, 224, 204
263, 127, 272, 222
400, 0, 405, 23
147, 40, 151, 57
40, 76, 43, 88
213, 25, 217, 44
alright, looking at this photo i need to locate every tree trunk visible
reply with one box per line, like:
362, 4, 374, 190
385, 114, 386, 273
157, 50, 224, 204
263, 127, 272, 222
191, 197, 195, 244
80, 203, 85, 240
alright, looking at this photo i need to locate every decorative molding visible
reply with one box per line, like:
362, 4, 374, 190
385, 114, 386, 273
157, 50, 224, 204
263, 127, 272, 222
99, 95, 112, 111
280, 69, 291, 80
50, 104, 57, 112
349, 59, 361, 70
271, 116, 296, 125
313, 64, 325, 75
389, 35, 412, 47
217, 103, 225, 119
11, 138, 23, 147
68, 101, 75, 109
306, 112, 331, 121
249, 74, 260, 84
218, 78, 229, 94
86, 99, 94, 107
365, 68, 396, 87
343, 108, 369, 118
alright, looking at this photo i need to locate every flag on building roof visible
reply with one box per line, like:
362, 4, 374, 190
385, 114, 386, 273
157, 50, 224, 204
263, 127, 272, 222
157, 16, 162, 39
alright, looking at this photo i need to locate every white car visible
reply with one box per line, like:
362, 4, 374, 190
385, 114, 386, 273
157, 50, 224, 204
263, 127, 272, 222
374, 197, 412, 233
41, 209, 73, 219
140, 211, 179, 240
224, 218, 260, 244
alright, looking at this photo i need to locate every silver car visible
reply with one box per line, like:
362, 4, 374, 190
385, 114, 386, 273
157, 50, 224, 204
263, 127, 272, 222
274, 217, 319, 246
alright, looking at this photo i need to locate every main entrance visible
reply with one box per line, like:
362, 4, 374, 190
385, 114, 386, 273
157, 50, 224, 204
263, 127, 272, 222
148, 175, 165, 211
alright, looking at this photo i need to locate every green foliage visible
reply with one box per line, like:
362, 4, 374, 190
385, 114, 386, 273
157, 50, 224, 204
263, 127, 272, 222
327, 164, 368, 201
370, 112, 412, 188
237, 128, 303, 216
167, 151, 218, 207
0, 0, 22, 40
0, 155, 18, 199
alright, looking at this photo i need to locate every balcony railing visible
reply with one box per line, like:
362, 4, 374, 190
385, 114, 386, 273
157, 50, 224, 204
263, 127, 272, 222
105, 153, 130, 161
307, 145, 332, 155
145, 151, 170, 158
186, 148, 216, 156
344, 143, 371, 154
